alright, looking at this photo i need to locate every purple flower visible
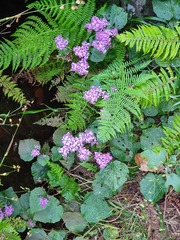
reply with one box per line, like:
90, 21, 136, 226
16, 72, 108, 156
31, 145, 40, 157
92, 40, 107, 54
4, 205, 14, 217
0, 209, 4, 219
85, 16, 109, 32
39, 196, 49, 209
73, 41, 90, 59
83, 86, 109, 104
111, 86, 117, 91
55, 35, 69, 50
71, 58, 89, 75
77, 146, 92, 161
94, 152, 113, 168
28, 219, 35, 227
84, 129, 97, 145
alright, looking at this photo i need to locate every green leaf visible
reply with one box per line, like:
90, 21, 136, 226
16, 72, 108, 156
18, 139, 40, 161
0, 187, 21, 216
110, 134, 140, 162
59, 153, 75, 170
33, 197, 63, 223
153, 0, 180, 20
31, 161, 48, 184
53, 128, 67, 147
143, 106, 159, 116
93, 161, 129, 194
19, 193, 30, 219
141, 149, 167, 169
30, 187, 47, 214
51, 146, 62, 162
47, 230, 66, 240
140, 173, 167, 203
59, 175, 80, 202
62, 212, 88, 233
104, 4, 128, 30
81, 192, 112, 223
30, 188, 63, 223
103, 227, 119, 240
37, 154, 50, 166
165, 173, 180, 192
140, 127, 165, 150
25, 228, 47, 240
89, 48, 106, 62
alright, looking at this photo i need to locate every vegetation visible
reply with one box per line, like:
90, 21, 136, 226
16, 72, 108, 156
0, 0, 179, 239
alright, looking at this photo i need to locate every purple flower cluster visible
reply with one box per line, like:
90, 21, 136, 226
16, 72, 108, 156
94, 152, 113, 168
73, 41, 90, 59
85, 16, 118, 54
83, 86, 110, 104
54, 35, 69, 50
58, 130, 97, 161
28, 219, 35, 227
71, 58, 89, 75
71, 41, 90, 75
92, 28, 118, 54
0, 205, 14, 219
85, 16, 109, 32
31, 145, 40, 158
39, 196, 49, 209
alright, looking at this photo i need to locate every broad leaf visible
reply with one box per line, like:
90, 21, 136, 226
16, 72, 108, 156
165, 173, 180, 192
31, 161, 48, 184
140, 173, 167, 203
153, 0, 180, 20
62, 212, 88, 233
104, 4, 128, 30
47, 230, 66, 240
25, 228, 47, 240
141, 149, 167, 169
140, 127, 165, 150
33, 197, 63, 223
18, 139, 40, 161
89, 48, 105, 62
93, 160, 129, 193
0, 187, 21, 216
81, 192, 112, 223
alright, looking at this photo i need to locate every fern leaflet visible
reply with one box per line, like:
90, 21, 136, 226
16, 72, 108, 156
117, 24, 180, 60
0, 71, 26, 105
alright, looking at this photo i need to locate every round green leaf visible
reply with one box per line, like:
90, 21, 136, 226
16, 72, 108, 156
81, 193, 112, 223
140, 173, 167, 203
18, 139, 40, 161
62, 212, 88, 233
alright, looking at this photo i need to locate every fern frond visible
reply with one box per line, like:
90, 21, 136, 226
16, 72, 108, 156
28, 0, 96, 47
0, 220, 21, 240
0, 71, 26, 105
0, 0, 95, 71
117, 25, 180, 60
161, 114, 180, 155
65, 92, 97, 131
129, 67, 176, 108
92, 59, 153, 142
47, 161, 64, 177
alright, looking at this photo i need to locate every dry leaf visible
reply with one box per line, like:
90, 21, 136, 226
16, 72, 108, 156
134, 153, 157, 172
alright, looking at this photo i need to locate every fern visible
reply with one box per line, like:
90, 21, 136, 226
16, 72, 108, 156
161, 114, 180, 155
0, 220, 21, 240
0, 71, 26, 105
65, 92, 97, 131
80, 162, 98, 172
91, 57, 177, 142
47, 161, 64, 177
117, 24, 180, 60
128, 67, 176, 108
0, 0, 96, 71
